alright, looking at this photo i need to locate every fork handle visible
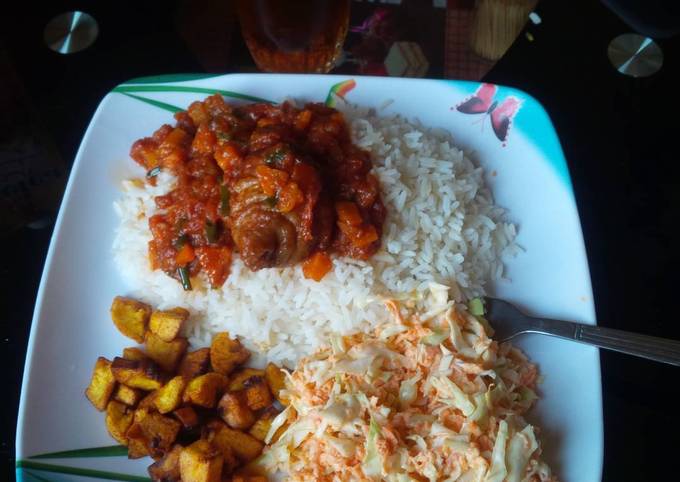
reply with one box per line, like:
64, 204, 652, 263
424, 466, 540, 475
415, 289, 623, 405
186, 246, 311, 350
532, 317, 680, 366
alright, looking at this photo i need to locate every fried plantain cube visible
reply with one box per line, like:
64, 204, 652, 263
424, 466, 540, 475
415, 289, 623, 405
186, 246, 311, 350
179, 439, 223, 482
243, 377, 273, 411
178, 348, 212, 379
148, 443, 182, 482
128, 410, 182, 459
204, 425, 238, 476
122, 347, 149, 362
127, 436, 150, 459
105, 400, 134, 445
173, 406, 200, 430
111, 357, 163, 391
127, 409, 151, 459
205, 421, 263, 463
183, 373, 228, 408
85, 357, 117, 411
138, 391, 158, 409
264, 362, 289, 405
111, 296, 152, 343
145, 332, 189, 372
218, 392, 255, 430
149, 307, 189, 342
114, 384, 144, 407
154, 376, 187, 414
210, 333, 250, 375
247, 407, 278, 442
227, 368, 265, 392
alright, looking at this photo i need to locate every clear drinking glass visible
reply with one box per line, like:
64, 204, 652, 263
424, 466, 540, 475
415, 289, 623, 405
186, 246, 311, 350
236, 0, 351, 73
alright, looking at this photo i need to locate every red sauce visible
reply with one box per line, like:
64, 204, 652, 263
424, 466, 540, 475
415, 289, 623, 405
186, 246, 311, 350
130, 95, 385, 288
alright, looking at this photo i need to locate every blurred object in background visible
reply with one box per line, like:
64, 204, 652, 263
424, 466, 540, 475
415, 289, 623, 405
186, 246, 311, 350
601, 0, 680, 39
236, 0, 350, 73
175, 0, 236, 72
470, 0, 537, 60
384, 41, 429, 76
444, 0, 494, 80
0, 46, 66, 236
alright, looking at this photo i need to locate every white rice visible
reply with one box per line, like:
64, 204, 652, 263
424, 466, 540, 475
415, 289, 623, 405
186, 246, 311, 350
113, 105, 519, 367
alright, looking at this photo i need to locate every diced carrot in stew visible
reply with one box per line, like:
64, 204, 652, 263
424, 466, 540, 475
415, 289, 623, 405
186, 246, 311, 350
335, 202, 363, 226
163, 128, 189, 147
352, 225, 379, 248
192, 124, 217, 155
214, 143, 242, 174
277, 182, 304, 213
294, 110, 313, 131
257, 117, 276, 128
175, 243, 196, 265
130, 138, 160, 170
187, 101, 210, 125
255, 165, 289, 197
195, 246, 232, 288
302, 252, 333, 281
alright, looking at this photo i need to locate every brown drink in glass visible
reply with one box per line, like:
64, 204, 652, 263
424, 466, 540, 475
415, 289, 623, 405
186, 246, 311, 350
236, 0, 350, 73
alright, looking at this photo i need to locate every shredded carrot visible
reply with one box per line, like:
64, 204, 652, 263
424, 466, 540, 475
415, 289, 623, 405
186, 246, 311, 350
175, 243, 196, 265
302, 252, 333, 281
256, 165, 289, 197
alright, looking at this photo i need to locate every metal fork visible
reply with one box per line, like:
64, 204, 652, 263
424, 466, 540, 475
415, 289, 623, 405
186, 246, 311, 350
484, 297, 680, 366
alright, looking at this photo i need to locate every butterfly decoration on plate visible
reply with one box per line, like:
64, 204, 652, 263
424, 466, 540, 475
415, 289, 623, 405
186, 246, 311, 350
455, 83, 521, 145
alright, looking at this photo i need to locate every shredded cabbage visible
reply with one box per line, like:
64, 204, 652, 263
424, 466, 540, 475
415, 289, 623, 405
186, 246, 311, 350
431, 376, 476, 416
269, 300, 555, 482
421, 327, 450, 346
265, 406, 291, 444
469, 392, 489, 426
506, 425, 539, 482
363, 417, 383, 478
399, 373, 421, 407
484, 420, 509, 482
330, 333, 346, 354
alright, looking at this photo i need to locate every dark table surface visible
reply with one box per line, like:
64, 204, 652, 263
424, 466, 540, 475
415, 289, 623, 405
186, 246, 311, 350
2, 1, 680, 481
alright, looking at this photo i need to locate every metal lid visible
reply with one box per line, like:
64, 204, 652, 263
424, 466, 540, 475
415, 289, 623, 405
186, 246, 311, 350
44, 11, 98, 54
608, 33, 663, 78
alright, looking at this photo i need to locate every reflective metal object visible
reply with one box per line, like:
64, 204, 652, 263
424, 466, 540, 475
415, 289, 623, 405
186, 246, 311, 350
485, 297, 680, 366
44, 11, 98, 54
608, 33, 663, 78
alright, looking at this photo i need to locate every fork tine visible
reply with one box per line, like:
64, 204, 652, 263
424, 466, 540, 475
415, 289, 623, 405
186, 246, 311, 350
483, 297, 524, 342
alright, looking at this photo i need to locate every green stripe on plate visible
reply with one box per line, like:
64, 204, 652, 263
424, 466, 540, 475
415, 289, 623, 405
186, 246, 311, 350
30, 445, 128, 459
112, 84, 273, 104
122, 73, 222, 84
16, 461, 150, 482
120, 93, 183, 113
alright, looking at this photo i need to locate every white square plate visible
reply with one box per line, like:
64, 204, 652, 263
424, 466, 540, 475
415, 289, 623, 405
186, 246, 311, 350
16, 74, 602, 482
